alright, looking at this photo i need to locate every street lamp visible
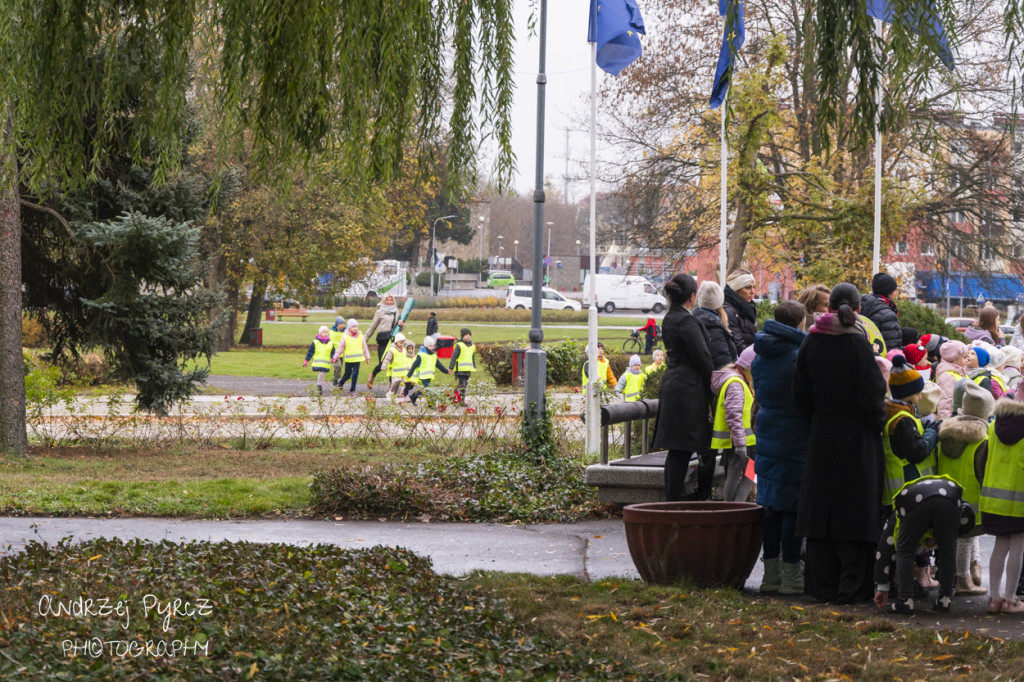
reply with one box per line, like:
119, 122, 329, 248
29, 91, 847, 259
431, 214, 458, 294
514, 239, 519, 262
497, 235, 503, 263
575, 239, 581, 256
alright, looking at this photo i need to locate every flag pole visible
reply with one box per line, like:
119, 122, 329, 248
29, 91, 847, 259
872, 18, 883, 276
586, 42, 601, 459
719, 91, 728, 285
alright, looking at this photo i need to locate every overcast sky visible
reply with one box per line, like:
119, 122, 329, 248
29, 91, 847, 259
495, 0, 609, 199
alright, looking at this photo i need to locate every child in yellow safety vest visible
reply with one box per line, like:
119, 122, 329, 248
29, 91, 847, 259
966, 345, 1006, 401
448, 328, 476, 396
332, 318, 371, 395
614, 355, 645, 402
396, 342, 418, 403
581, 343, 616, 390
885, 356, 944, 592
302, 326, 336, 396
711, 345, 758, 502
979, 392, 1024, 614
934, 340, 969, 418
936, 379, 994, 597
645, 349, 665, 376
405, 336, 449, 406
381, 333, 409, 402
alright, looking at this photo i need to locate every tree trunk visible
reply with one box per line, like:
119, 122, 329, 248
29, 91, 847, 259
207, 250, 235, 352
0, 133, 28, 455
239, 277, 266, 345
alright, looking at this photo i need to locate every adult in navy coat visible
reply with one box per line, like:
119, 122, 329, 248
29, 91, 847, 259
750, 301, 810, 594
652, 274, 714, 501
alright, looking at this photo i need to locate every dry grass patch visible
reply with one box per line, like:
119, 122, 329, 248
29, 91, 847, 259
463, 573, 1024, 680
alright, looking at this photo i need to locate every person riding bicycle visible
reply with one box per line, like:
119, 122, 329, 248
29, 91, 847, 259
638, 317, 659, 355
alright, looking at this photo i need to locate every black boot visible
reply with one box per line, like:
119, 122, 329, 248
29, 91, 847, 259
695, 453, 716, 501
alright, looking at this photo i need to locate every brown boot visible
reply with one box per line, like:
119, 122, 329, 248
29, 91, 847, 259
971, 560, 984, 587
366, 374, 375, 389
955, 575, 987, 596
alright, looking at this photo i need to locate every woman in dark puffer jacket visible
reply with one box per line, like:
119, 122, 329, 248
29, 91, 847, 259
692, 280, 738, 369
723, 269, 758, 352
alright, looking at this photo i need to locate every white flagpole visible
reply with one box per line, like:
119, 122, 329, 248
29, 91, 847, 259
872, 18, 883, 276
719, 92, 728, 285
586, 43, 601, 459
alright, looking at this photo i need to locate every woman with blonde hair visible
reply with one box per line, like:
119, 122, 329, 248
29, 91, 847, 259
798, 284, 830, 331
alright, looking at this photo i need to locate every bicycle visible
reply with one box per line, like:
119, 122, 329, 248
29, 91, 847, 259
623, 328, 662, 354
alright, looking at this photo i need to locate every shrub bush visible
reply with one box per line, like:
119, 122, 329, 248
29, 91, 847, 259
336, 304, 586, 323
310, 449, 607, 523
21, 315, 49, 348
897, 300, 967, 342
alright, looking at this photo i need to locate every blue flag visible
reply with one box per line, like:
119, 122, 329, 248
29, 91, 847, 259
866, 0, 954, 70
587, 0, 646, 76
709, 0, 746, 109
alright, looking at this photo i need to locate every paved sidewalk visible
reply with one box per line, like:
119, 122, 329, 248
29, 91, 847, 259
3, 517, 1024, 640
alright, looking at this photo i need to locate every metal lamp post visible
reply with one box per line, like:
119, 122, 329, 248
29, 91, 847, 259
514, 239, 519, 262
430, 214, 457, 294
477, 216, 485, 285
525, 0, 549, 429
576, 239, 581, 256
497, 235, 503, 262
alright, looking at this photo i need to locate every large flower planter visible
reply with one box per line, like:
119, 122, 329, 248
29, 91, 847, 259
623, 501, 764, 588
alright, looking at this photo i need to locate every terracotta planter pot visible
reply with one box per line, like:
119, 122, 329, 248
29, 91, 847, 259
623, 501, 764, 588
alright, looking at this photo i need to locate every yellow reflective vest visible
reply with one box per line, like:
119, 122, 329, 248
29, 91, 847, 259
582, 358, 610, 388
980, 421, 1024, 518
328, 327, 343, 350
882, 411, 935, 505
455, 341, 476, 372
311, 338, 333, 371
936, 439, 984, 507
621, 371, 645, 402
413, 350, 438, 383
388, 347, 411, 380
342, 332, 366, 363
710, 376, 755, 450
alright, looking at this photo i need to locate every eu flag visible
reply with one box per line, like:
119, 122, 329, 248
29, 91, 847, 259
709, 0, 746, 109
866, 0, 954, 70
588, 0, 646, 76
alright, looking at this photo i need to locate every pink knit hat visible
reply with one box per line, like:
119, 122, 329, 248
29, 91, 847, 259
939, 339, 969, 363
875, 356, 893, 383
886, 349, 906, 364
736, 345, 757, 370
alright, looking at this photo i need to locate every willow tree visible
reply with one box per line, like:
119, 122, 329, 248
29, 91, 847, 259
0, 0, 514, 454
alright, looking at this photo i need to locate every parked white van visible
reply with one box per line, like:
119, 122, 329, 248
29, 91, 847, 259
506, 286, 582, 311
582, 274, 666, 313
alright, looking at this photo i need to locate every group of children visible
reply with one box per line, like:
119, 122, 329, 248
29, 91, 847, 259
870, 331, 1024, 615
304, 323, 477, 404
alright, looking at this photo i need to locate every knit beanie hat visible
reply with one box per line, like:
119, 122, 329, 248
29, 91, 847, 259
629, 354, 642, 367
347, 318, 359, 329
736, 345, 757, 370
393, 333, 406, 344
886, 348, 905, 364
1002, 345, 1023, 370
988, 347, 1007, 369
335, 316, 344, 327
917, 381, 941, 417
901, 327, 920, 346
726, 271, 755, 291
875, 356, 893, 383
318, 325, 330, 335
940, 340, 969, 363
889, 356, 925, 400
460, 327, 472, 338
961, 379, 995, 419
871, 272, 898, 297
904, 342, 928, 368
972, 346, 991, 368
423, 335, 436, 347
697, 280, 725, 310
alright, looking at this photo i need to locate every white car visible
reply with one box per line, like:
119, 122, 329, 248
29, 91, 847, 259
506, 286, 582, 311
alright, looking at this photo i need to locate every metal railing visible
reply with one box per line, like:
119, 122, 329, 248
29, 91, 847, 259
599, 399, 659, 464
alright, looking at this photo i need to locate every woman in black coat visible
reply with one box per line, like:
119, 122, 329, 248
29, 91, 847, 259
723, 269, 758, 352
652, 274, 715, 501
793, 282, 887, 604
